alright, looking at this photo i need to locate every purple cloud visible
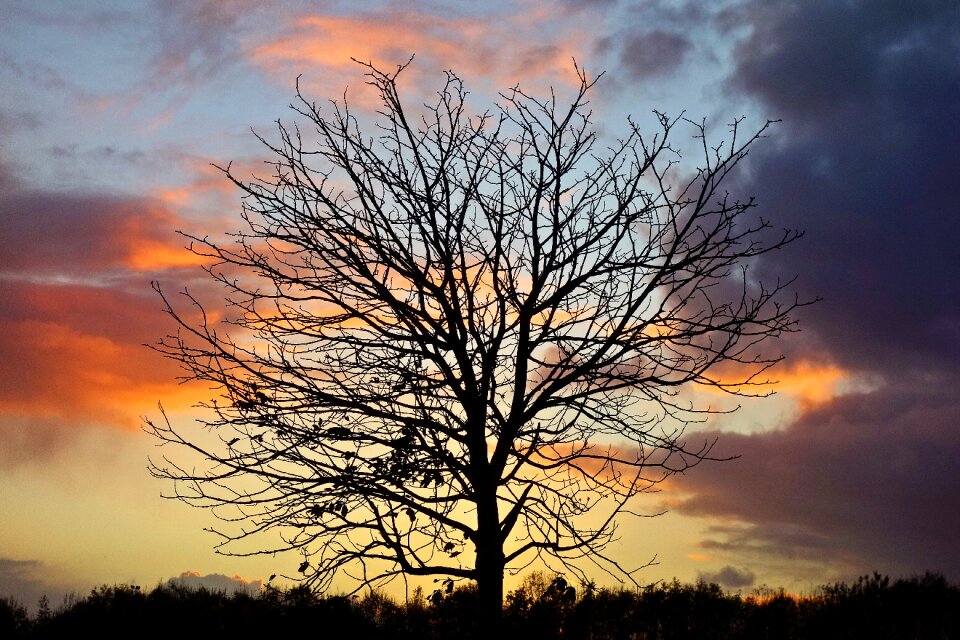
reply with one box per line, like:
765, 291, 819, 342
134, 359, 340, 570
682, 2, 960, 584
728, 0, 960, 373
670, 378, 960, 580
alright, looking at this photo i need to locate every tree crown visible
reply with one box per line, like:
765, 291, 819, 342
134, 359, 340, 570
147, 60, 807, 597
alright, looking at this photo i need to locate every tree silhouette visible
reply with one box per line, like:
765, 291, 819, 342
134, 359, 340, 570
146, 59, 807, 630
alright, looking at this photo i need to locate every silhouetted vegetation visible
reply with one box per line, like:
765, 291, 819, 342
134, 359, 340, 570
4, 571, 957, 639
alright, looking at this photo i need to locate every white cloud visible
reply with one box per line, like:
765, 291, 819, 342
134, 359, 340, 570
165, 571, 263, 596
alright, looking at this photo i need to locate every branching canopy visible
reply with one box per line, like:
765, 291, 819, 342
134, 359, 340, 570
147, 60, 805, 600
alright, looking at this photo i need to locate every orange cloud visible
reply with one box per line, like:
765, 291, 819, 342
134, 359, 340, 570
149, 157, 273, 262
125, 240, 206, 270
106, 201, 217, 273
0, 167, 259, 459
0, 320, 198, 430
0, 188, 215, 278
770, 360, 846, 409
697, 358, 849, 411
0, 281, 205, 432
153, 157, 242, 205
248, 11, 588, 104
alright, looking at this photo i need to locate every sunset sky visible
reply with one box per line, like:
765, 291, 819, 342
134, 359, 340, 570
2, 0, 958, 608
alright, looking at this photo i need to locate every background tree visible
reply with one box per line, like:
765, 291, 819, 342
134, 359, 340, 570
146, 60, 806, 628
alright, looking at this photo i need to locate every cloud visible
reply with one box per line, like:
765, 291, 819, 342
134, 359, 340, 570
248, 10, 587, 103
558, 0, 618, 7
0, 558, 67, 612
165, 571, 262, 596
0, 562, 263, 612
591, 0, 731, 95
699, 565, 756, 589
618, 30, 692, 79
0, 279, 196, 426
693, 356, 852, 411
0, 50, 68, 92
0, 163, 216, 464
0, 559, 44, 597
0, 190, 202, 277
727, 0, 960, 374
673, 0, 960, 587
0, 109, 42, 137
666, 378, 960, 580
149, 0, 252, 81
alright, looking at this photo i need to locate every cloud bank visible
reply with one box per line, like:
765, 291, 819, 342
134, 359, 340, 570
664, 0, 960, 584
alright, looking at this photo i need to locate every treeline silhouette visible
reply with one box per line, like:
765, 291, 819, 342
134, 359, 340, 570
2, 571, 957, 639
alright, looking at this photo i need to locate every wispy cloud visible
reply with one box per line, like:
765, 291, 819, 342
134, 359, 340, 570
148, 0, 262, 85
248, 10, 588, 103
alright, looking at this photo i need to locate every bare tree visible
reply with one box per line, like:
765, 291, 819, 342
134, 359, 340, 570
146, 60, 807, 628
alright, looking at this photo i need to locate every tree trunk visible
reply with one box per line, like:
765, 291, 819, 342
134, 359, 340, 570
474, 496, 505, 635
465, 396, 504, 633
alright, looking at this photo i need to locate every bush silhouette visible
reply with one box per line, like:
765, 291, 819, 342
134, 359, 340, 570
8, 570, 959, 639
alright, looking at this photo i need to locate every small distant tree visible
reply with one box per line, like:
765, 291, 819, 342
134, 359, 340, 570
0, 597, 29, 637
36, 595, 51, 624
147, 59, 807, 630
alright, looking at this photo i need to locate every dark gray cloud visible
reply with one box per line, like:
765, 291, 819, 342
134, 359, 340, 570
0, 189, 173, 277
588, 0, 742, 132
592, 0, 721, 82
0, 109, 41, 136
699, 565, 756, 589
0, 2, 131, 31
558, 0, 619, 8
46, 144, 146, 164
0, 558, 57, 612
670, 378, 960, 580
728, 0, 960, 373
0, 51, 68, 91
619, 29, 692, 79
